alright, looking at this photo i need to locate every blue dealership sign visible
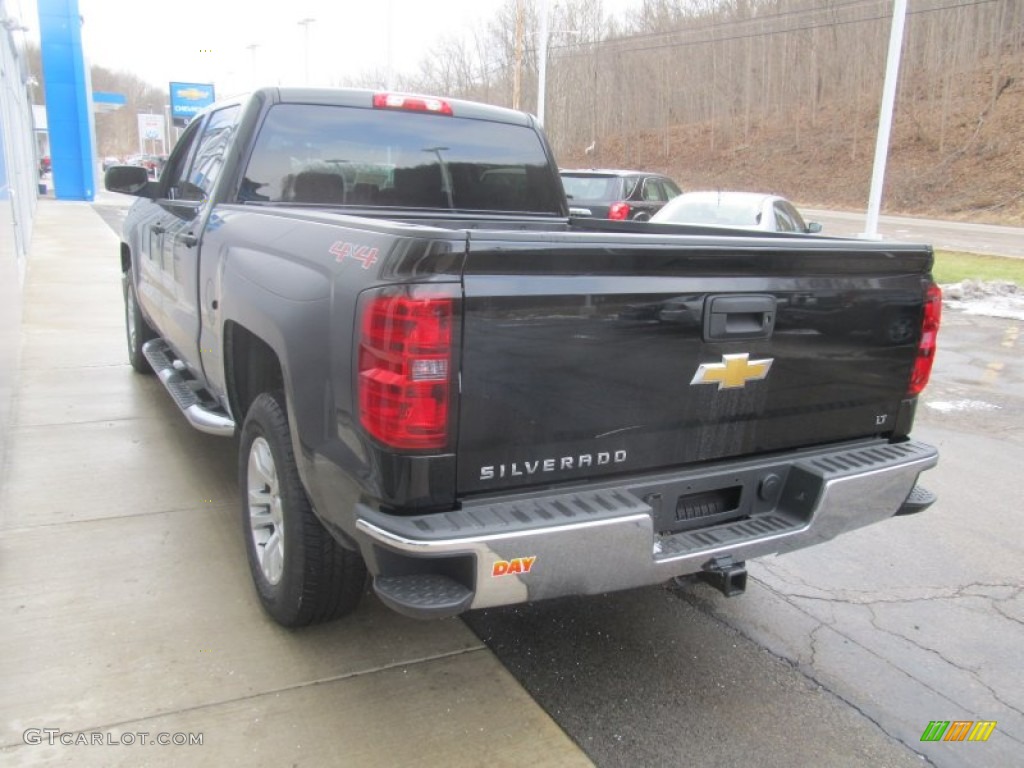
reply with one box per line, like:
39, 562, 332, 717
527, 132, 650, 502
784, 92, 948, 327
169, 82, 216, 127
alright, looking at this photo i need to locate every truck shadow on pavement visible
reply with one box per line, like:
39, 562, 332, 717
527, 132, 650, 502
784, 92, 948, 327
462, 584, 925, 768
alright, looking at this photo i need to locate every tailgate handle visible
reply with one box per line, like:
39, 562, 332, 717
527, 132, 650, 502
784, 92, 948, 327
704, 295, 776, 341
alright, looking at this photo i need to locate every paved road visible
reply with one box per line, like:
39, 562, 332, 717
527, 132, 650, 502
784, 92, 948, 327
804, 209, 1024, 258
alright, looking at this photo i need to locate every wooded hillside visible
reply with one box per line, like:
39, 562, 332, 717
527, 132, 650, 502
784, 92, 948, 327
25, 1, 1023, 222
403, 0, 1024, 223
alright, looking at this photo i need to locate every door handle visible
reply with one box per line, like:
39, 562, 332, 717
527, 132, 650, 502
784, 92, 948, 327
180, 233, 198, 248
703, 295, 777, 342
152, 225, 165, 235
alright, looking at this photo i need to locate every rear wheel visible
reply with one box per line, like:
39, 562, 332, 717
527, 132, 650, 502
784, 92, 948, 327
240, 391, 367, 626
123, 267, 156, 373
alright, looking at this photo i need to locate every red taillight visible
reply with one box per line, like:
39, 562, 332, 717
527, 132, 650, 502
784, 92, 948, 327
607, 202, 630, 220
358, 289, 455, 450
372, 92, 454, 116
908, 282, 942, 396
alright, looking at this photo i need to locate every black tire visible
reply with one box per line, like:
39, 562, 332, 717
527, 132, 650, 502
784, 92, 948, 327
239, 391, 367, 627
123, 267, 156, 373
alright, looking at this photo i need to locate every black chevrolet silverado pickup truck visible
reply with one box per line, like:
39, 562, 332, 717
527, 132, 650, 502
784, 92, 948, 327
106, 88, 940, 627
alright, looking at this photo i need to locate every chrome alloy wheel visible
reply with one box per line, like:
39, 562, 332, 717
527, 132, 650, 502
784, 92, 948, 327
247, 436, 285, 585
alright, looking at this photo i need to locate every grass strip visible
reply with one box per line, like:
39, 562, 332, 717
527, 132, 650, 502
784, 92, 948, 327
932, 250, 1023, 285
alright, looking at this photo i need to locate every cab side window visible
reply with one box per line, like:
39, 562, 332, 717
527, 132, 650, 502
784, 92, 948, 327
184, 106, 241, 202
159, 120, 204, 201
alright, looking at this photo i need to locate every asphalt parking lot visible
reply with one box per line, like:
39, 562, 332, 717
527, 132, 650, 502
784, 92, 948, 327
3, 199, 1020, 767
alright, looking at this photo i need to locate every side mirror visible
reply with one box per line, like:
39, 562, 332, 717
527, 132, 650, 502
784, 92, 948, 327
105, 166, 156, 198
806, 221, 823, 234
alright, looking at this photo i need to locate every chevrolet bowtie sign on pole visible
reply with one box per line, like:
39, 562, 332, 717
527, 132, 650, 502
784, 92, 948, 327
169, 82, 216, 128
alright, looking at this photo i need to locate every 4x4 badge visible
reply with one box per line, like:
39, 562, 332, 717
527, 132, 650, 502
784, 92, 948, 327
691, 353, 773, 390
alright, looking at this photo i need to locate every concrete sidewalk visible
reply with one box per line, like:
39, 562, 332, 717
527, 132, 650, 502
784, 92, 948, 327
0, 200, 591, 767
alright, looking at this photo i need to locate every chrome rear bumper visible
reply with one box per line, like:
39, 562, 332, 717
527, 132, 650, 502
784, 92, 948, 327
355, 439, 938, 617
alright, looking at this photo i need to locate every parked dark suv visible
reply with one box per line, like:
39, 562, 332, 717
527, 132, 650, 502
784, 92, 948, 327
560, 169, 682, 221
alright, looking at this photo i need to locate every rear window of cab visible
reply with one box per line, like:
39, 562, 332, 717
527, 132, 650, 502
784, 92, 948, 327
239, 103, 564, 215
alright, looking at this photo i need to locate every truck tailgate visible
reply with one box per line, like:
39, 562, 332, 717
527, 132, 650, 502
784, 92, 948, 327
456, 231, 933, 496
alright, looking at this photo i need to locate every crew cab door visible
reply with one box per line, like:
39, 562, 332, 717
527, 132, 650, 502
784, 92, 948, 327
159, 106, 241, 369
141, 119, 204, 345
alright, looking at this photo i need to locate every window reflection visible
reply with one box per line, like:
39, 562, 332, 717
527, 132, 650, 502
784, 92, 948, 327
240, 104, 562, 214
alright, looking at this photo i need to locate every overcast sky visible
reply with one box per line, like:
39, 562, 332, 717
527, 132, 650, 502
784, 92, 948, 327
11, 0, 642, 98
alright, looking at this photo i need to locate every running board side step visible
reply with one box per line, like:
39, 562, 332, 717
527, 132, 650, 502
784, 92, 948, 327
142, 339, 236, 437
895, 485, 937, 516
372, 574, 474, 619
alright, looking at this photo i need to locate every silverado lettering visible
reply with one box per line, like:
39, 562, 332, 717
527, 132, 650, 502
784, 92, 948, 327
480, 450, 628, 481
106, 86, 939, 627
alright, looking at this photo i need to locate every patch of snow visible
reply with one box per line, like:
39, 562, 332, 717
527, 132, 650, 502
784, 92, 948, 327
941, 279, 1020, 301
925, 399, 1001, 413
942, 280, 1024, 320
957, 299, 1024, 320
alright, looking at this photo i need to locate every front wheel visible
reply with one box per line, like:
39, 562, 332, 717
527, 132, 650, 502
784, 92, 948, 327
240, 391, 367, 627
123, 268, 156, 373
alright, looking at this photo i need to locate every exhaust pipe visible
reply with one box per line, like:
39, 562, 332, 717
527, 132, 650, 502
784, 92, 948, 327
699, 556, 747, 597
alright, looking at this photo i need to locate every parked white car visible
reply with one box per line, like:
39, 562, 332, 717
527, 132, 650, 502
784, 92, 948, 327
651, 191, 822, 233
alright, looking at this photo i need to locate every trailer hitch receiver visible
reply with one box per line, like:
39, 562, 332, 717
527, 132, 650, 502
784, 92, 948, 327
699, 555, 748, 597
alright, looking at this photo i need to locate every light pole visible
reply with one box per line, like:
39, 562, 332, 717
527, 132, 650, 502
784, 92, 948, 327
246, 43, 261, 89
860, 0, 908, 240
537, 0, 549, 125
512, 0, 524, 110
298, 18, 316, 86
386, 1, 394, 90
163, 104, 173, 152
561, 28, 598, 154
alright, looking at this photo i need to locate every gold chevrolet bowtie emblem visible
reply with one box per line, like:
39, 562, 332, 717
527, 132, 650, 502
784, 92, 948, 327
691, 353, 773, 390
176, 88, 210, 100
